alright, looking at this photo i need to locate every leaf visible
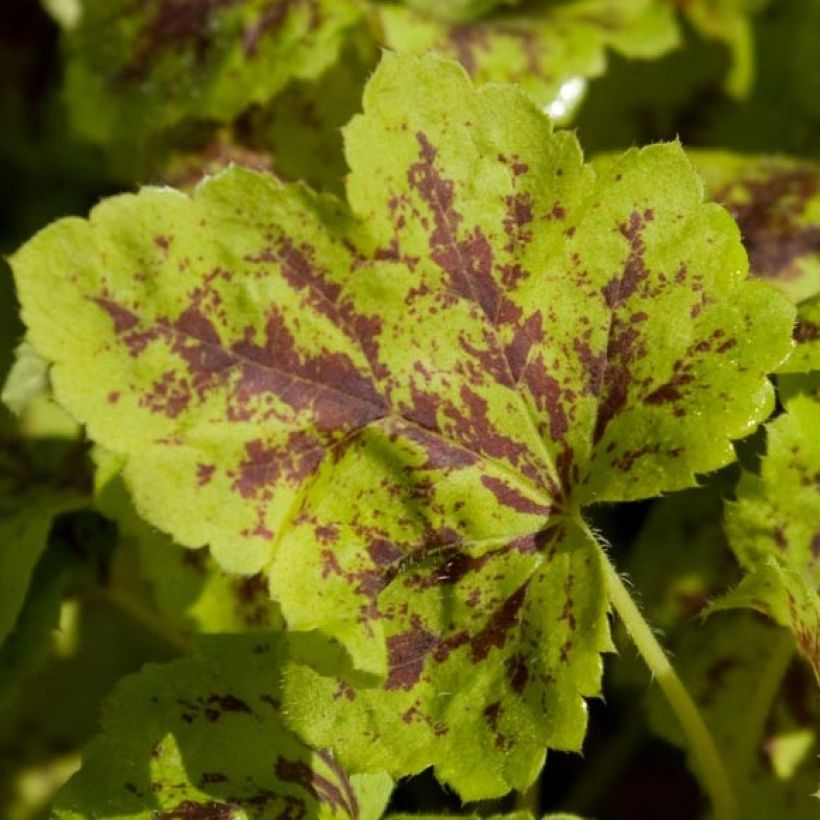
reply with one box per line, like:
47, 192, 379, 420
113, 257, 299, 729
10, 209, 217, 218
688, 151, 820, 306
63, 0, 366, 148
781, 294, 820, 374
53, 634, 393, 819
378, 1, 679, 115
718, 388, 820, 679
646, 611, 820, 819
0, 445, 87, 647
12, 54, 794, 796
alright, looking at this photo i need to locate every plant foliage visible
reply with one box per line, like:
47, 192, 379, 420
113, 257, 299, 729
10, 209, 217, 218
2, 0, 819, 818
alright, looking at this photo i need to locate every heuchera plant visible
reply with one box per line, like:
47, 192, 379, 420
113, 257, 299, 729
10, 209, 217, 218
1, 1, 818, 819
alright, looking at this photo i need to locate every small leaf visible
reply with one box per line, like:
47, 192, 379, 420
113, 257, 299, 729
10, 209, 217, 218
647, 611, 820, 819
689, 151, 820, 305
64, 0, 365, 147
782, 294, 820, 374
379, 0, 678, 115
719, 388, 820, 679
53, 634, 393, 819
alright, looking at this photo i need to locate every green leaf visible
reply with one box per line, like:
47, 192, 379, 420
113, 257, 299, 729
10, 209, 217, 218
647, 611, 820, 819
718, 388, 820, 679
688, 151, 820, 306
378, 0, 679, 115
53, 634, 393, 819
782, 294, 820, 374
0, 447, 86, 648
64, 0, 365, 148
12, 54, 794, 796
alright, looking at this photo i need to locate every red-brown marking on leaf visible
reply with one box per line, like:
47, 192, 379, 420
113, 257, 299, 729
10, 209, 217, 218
484, 701, 502, 731
506, 312, 543, 382
643, 372, 694, 406
232, 432, 324, 499
156, 800, 236, 820
275, 756, 353, 815
718, 168, 820, 281
602, 211, 650, 309
443, 385, 535, 472
197, 463, 216, 485
93, 296, 140, 334
408, 133, 502, 324
120, 0, 236, 84
368, 538, 404, 567
592, 320, 644, 444
795, 318, 820, 343
524, 356, 568, 441
506, 652, 529, 692
385, 618, 438, 690
470, 584, 527, 661
231, 307, 387, 432
480, 475, 550, 516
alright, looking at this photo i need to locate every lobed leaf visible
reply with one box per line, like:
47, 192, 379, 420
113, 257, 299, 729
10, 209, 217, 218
647, 611, 820, 819
689, 151, 820, 305
719, 387, 820, 680
11, 54, 795, 797
53, 634, 393, 818
378, 0, 678, 115
64, 0, 365, 147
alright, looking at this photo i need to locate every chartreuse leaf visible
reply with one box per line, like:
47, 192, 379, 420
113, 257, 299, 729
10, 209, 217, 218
782, 295, 820, 374
53, 634, 393, 819
378, 1, 678, 115
64, 0, 365, 148
717, 387, 820, 680
647, 611, 820, 819
12, 54, 794, 797
688, 152, 820, 306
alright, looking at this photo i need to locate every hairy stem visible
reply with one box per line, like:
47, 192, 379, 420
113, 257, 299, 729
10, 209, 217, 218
600, 550, 737, 820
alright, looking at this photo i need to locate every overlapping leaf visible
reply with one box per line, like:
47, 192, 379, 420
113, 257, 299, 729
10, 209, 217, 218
718, 385, 820, 680
690, 152, 820, 306
12, 55, 794, 796
64, 0, 365, 147
647, 612, 820, 819
53, 634, 393, 819
378, 0, 678, 115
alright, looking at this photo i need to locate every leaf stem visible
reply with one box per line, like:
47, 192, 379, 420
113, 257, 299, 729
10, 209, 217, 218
599, 550, 738, 820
